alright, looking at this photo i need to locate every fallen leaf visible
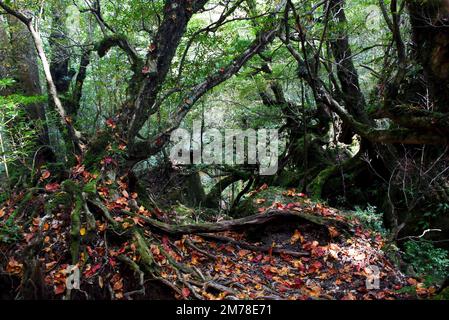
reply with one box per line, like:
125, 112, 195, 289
41, 170, 51, 180
54, 283, 66, 295
182, 287, 191, 298
290, 229, 304, 244
328, 226, 340, 238
45, 182, 60, 192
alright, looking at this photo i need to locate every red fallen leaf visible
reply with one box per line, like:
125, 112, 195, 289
285, 202, 301, 210
278, 285, 289, 293
311, 246, 327, 257
252, 254, 263, 262
271, 202, 285, 210
238, 249, 250, 257
109, 258, 116, 268
72, 164, 85, 175
86, 246, 96, 256
309, 261, 322, 273
84, 263, 102, 278
162, 235, 171, 251
261, 265, 273, 279
289, 278, 304, 289
280, 253, 293, 262
102, 157, 113, 165
142, 66, 150, 74
41, 170, 51, 180
148, 43, 156, 52
45, 182, 60, 192
54, 283, 66, 295
117, 246, 126, 255
182, 287, 190, 298
155, 137, 163, 146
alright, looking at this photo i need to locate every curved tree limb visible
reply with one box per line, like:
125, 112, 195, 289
129, 27, 279, 161
132, 208, 352, 236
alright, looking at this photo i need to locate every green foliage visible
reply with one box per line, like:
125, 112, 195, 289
404, 239, 449, 283
0, 224, 22, 244
348, 205, 386, 234
417, 202, 449, 231
0, 78, 39, 176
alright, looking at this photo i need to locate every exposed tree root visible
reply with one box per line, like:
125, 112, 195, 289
133, 208, 352, 236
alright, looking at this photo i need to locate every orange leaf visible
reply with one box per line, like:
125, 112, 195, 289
41, 170, 51, 180
290, 229, 304, 244
328, 226, 340, 238
45, 182, 60, 192
238, 249, 250, 257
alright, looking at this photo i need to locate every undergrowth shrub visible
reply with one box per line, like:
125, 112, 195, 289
348, 205, 386, 234
404, 239, 449, 283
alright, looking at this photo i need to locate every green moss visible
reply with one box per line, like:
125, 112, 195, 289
134, 231, 154, 272
309, 165, 338, 199
62, 179, 82, 195
70, 195, 83, 264
434, 287, 449, 300
83, 132, 111, 170
46, 191, 71, 212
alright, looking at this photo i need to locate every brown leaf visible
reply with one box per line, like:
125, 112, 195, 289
6, 258, 23, 275
328, 226, 340, 238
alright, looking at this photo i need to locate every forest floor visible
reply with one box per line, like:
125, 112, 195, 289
0, 187, 439, 300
